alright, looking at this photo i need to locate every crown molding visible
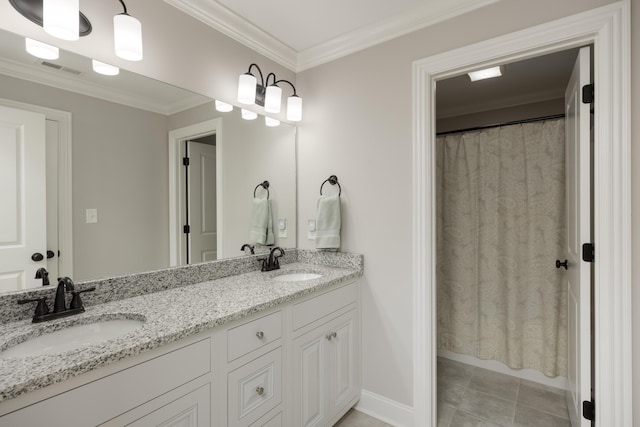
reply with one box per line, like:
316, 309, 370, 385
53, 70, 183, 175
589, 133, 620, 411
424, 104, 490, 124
0, 57, 207, 115
297, 0, 501, 71
163, 0, 298, 71
165, 0, 500, 73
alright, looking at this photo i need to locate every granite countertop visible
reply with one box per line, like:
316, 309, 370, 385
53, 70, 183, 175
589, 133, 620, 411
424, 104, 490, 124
0, 262, 362, 403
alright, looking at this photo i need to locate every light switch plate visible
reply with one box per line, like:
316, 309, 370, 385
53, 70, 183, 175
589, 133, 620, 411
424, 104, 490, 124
278, 218, 287, 238
86, 208, 98, 224
307, 219, 316, 240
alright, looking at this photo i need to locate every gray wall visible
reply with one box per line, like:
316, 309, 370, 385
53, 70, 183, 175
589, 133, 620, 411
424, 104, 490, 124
0, 74, 169, 281
295, 0, 623, 408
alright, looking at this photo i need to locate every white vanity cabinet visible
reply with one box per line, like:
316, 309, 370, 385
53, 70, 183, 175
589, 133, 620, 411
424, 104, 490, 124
0, 277, 360, 427
291, 282, 361, 427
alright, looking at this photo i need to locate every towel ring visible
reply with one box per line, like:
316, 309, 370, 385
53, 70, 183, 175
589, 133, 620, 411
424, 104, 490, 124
320, 175, 341, 196
254, 181, 270, 199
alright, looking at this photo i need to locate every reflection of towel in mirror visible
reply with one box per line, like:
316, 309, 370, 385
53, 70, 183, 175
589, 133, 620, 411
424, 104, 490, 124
315, 194, 341, 251
250, 198, 274, 245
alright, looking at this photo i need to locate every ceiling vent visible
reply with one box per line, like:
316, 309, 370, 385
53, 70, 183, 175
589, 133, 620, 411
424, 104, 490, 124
39, 60, 82, 75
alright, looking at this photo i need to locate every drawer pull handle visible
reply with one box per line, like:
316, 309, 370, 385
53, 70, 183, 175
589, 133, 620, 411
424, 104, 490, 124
325, 331, 337, 340
256, 386, 265, 396
256, 331, 264, 339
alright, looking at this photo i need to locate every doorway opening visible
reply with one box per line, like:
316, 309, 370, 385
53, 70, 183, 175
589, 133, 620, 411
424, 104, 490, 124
412, 4, 631, 426
434, 47, 589, 427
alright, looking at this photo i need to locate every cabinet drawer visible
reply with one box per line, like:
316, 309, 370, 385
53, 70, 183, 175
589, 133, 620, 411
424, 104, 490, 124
228, 347, 282, 427
228, 311, 282, 362
293, 282, 358, 330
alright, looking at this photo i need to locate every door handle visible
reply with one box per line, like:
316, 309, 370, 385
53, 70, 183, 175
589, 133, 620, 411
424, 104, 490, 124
31, 252, 44, 262
47, 250, 55, 259
556, 259, 568, 270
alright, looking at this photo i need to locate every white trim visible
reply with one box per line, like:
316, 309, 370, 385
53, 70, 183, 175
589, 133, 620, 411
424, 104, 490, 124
168, 119, 223, 266
0, 57, 208, 116
163, 0, 297, 72
163, 0, 499, 73
412, 2, 631, 426
354, 389, 413, 427
438, 350, 568, 390
0, 97, 73, 278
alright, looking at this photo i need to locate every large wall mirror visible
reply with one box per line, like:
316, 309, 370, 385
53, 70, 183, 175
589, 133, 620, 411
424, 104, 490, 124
0, 28, 296, 289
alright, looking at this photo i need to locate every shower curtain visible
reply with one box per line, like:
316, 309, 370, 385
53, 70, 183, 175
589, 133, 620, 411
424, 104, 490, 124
436, 118, 567, 378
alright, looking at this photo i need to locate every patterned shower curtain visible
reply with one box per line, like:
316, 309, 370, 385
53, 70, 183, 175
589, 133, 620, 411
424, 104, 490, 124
436, 118, 567, 378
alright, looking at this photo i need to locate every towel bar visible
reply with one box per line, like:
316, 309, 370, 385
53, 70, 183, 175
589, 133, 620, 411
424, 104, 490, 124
320, 175, 341, 196
254, 181, 270, 199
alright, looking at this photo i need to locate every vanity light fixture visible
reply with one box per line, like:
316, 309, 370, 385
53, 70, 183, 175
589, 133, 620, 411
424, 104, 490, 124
237, 63, 302, 122
10, 0, 142, 62
241, 109, 258, 120
264, 117, 280, 127
215, 100, 233, 112
25, 38, 59, 60
113, 0, 143, 61
468, 66, 502, 82
92, 60, 119, 76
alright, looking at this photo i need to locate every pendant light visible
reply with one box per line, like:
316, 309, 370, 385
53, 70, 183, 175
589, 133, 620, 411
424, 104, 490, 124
92, 60, 120, 76
215, 100, 233, 112
114, 0, 143, 61
43, 0, 79, 41
241, 109, 258, 120
265, 117, 280, 127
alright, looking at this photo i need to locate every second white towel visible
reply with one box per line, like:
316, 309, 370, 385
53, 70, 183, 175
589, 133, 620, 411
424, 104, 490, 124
249, 198, 274, 245
315, 194, 341, 250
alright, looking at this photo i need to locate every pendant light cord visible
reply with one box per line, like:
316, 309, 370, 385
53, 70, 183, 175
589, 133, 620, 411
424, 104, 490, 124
118, 0, 128, 15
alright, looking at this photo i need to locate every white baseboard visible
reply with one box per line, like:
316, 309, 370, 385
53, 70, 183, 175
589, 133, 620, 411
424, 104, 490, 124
355, 389, 414, 427
438, 349, 568, 390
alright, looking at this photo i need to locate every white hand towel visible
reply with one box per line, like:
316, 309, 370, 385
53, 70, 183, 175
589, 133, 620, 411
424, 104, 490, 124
315, 194, 341, 250
249, 198, 274, 245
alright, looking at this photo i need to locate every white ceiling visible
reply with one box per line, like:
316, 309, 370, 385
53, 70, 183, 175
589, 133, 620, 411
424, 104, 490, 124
164, 0, 501, 71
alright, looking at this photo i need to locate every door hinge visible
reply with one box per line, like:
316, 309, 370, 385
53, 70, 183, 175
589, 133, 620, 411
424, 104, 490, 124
582, 84, 594, 104
183, 225, 190, 234
182, 157, 190, 166
583, 400, 595, 421
582, 243, 595, 262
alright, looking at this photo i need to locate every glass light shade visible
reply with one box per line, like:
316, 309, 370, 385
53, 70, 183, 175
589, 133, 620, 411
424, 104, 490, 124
25, 38, 59, 60
92, 60, 119, 76
286, 95, 302, 122
264, 85, 282, 113
241, 109, 257, 120
238, 73, 257, 104
43, 0, 79, 41
114, 13, 143, 61
215, 100, 233, 112
265, 117, 280, 127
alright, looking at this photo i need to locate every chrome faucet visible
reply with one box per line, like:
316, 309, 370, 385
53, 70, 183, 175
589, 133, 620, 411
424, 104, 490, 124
259, 247, 285, 272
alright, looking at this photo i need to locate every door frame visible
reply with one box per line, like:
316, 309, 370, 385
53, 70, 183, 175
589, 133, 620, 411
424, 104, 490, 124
0, 97, 73, 278
412, 2, 631, 426
168, 118, 223, 265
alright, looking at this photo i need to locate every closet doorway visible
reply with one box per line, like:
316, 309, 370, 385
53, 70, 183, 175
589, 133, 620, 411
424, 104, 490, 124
434, 47, 590, 427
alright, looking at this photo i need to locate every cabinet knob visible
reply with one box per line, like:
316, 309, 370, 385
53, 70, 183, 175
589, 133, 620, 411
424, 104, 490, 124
256, 386, 265, 396
325, 331, 337, 340
256, 331, 264, 339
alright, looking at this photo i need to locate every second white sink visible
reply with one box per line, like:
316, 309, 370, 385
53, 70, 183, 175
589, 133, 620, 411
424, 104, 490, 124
272, 273, 323, 282
1, 319, 145, 358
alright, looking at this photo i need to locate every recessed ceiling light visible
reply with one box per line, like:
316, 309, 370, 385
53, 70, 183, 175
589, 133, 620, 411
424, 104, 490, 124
25, 38, 59, 60
92, 59, 119, 76
468, 66, 502, 82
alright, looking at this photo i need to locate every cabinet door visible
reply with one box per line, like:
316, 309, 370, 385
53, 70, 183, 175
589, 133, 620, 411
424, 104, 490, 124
293, 329, 327, 427
126, 383, 210, 427
327, 310, 359, 418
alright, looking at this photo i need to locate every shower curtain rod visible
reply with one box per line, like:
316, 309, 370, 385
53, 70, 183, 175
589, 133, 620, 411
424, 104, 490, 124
436, 113, 565, 137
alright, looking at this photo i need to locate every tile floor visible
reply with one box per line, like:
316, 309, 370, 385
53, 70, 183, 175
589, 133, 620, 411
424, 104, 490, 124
438, 357, 572, 427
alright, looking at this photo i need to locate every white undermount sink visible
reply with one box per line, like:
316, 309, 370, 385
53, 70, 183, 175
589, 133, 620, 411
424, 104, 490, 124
0, 319, 145, 358
272, 273, 323, 282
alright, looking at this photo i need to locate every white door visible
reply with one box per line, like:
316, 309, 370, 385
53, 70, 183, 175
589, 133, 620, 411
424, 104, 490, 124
0, 105, 47, 292
187, 140, 217, 263
564, 46, 592, 427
